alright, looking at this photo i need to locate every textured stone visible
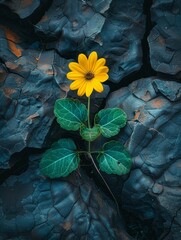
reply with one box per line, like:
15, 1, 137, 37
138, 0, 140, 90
0, 1, 180, 239
148, 0, 181, 76
0, 24, 109, 169
0, 43, 67, 168
35, 0, 111, 41
1, 0, 51, 20
0, 156, 132, 240
35, 0, 145, 83
104, 77, 181, 239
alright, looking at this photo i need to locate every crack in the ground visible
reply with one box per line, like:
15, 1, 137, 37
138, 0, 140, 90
159, 205, 181, 240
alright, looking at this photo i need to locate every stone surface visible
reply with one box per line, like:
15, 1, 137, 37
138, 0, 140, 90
0, 0, 181, 239
0, 26, 68, 169
1, 0, 51, 20
148, 0, 181, 77
0, 156, 132, 240
0, 0, 146, 166
104, 77, 181, 239
0, 24, 109, 169
35, 0, 145, 82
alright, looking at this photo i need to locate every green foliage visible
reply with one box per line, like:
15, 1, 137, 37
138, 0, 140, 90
40, 138, 80, 178
54, 98, 87, 131
40, 97, 131, 179
95, 108, 127, 138
80, 124, 100, 142
97, 141, 132, 175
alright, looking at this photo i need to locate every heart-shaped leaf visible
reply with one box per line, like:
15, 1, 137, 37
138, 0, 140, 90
95, 108, 127, 138
40, 138, 80, 178
54, 98, 87, 131
80, 124, 100, 142
97, 141, 131, 175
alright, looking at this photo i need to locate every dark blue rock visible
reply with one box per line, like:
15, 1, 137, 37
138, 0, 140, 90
0, 47, 68, 169
0, 23, 110, 170
1, 0, 51, 20
105, 77, 181, 239
0, 156, 132, 240
148, 0, 181, 76
35, 0, 145, 83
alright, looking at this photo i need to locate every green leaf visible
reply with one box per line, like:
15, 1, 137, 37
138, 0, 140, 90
95, 108, 127, 138
54, 98, 87, 131
80, 124, 100, 142
97, 141, 131, 175
40, 138, 80, 178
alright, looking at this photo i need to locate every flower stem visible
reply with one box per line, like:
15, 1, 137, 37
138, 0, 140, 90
88, 153, 120, 216
78, 150, 103, 154
87, 96, 91, 153
86, 97, 120, 215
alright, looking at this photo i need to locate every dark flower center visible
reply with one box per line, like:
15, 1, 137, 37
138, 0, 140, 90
85, 72, 94, 80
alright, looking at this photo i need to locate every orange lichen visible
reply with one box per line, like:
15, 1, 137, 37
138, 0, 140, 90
157, 36, 165, 46
3, 87, 16, 97
27, 113, 39, 120
46, 69, 54, 75
151, 98, 165, 108
133, 110, 141, 121
20, 0, 33, 8
3, 26, 22, 57
132, 109, 148, 123
62, 222, 72, 231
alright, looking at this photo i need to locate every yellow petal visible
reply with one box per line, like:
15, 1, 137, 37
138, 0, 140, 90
78, 53, 88, 71
67, 72, 84, 80
78, 82, 87, 96
88, 51, 98, 71
94, 73, 109, 82
86, 81, 93, 97
93, 80, 104, 92
70, 79, 84, 90
69, 62, 86, 74
93, 58, 106, 71
95, 66, 109, 75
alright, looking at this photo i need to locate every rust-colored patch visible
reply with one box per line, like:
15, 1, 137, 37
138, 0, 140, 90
157, 36, 165, 46
2, 26, 22, 57
46, 69, 54, 75
38, 63, 51, 70
38, 63, 54, 75
21, 0, 33, 8
5, 61, 18, 70
151, 98, 165, 109
142, 91, 151, 101
132, 107, 148, 123
82, 4, 91, 13
27, 113, 39, 120
3, 87, 16, 97
133, 110, 141, 121
62, 222, 72, 231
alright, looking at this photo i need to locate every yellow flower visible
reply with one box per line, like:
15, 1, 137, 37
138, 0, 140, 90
66, 51, 109, 97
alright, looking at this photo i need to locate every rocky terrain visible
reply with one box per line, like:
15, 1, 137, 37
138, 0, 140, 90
0, 0, 180, 239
